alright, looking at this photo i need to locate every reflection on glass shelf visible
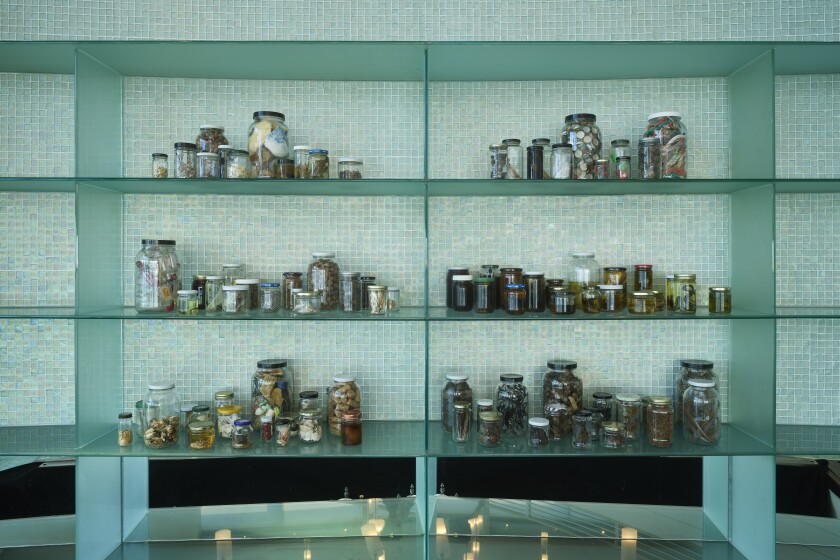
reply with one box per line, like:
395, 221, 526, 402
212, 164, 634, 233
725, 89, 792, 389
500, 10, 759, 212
778, 513, 840, 548
776, 425, 840, 456
82, 421, 424, 458
0, 307, 77, 319
0, 544, 75, 560
0, 515, 75, 549
78, 306, 426, 321
82, 178, 425, 196
777, 543, 840, 560
429, 423, 773, 457
428, 306, 773, 321
428, 179, 772, 196
777, 307, 840, 319
0, 425, 77, 456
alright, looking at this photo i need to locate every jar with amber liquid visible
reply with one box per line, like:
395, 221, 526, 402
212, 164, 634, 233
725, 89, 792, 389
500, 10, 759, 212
598, 285, 625, 312
341, 410, 362, 446
709, 287, 731, 313
499, 267, 523, 311
580, 286, 601, 313
523, 272, 546, 312
674, 274, 697, 314
602, 267, 627, 293
628, 291, 656, 314
504, 284, 526, 315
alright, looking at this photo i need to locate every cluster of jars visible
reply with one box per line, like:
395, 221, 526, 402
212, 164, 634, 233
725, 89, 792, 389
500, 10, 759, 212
122, 362, 365, 450
438, 358, 721, 449
446, 254, 731, 316
487, 112, 687, 180
151, 117, 364, 180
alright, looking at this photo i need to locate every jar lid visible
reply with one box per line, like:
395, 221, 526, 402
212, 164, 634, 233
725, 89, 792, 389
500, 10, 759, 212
276, 417, 291, 425
674, 273, 696, 280
680, 359, 714, 369
293, 145, 312, 151
592, 392, 612, 400
192, 404, 210, 413
193, 274, 207, 280
649, 396, 672, 405
523, 271, 544, 276
151, 152, 168, 158
223, 285, 249, 291
453, 401, 471, 410
476, 399, 493, 407
564, 113, 596, 122
299, 409, 323, 418
547, 359, 577, 371
148, 381, 175, 390
174, 142, 196, 149
260, 414, 274, 423
630, 291, 655, 299
617, 156, 631, 161
283, 271, 303, 277
222, 263, 243, 268
233, 418, 252, 426
300, 390, 319, 399
196, 152, 219, 158
499, 373, 523, 382
610, 139, 631, 146
447, 267, 469, 271
387, 286, 400, 292
199, 124, 224, 130
634, 264, 653, 269
338, 157, 363, 163
452, 275, 473, 281
597, 285, 623, 291
342, 409, 362, 420
505, 283, 525, 289
531, 138, 551, 144
214, 391, 234, 399
571, 251, 595, 258
527, 144, 543, 152
253, 111, 285, 120
601, 421, 625, 432
341, 271, 361, 277
688, 379, 716, 388
474, 277, 495, 284
177, 290, 198, 295
235, 278, 261, 285
217, 405, 242, 414
648, 111, 682, 120
218, 144, 233, 149
188, 420, 214, 432
141, 239, 176, 245
572, 410, 592, 420
500, 267, 523, 272
312, 252, 335, 258
479, 411, 502, 421
528, 417, 549, 427
367, 285, 387, 291
333, 375, 357, 383
596, 158, 609, 164
551, 142, 572, 149
501, 138, 521, 145
445, 374, 468, 381
118, 412, 132, 419
481, 264, 499, 268
308, 149, 329, 155
639, 136, 659, 144
615, 393, 641, 402
489, 143, 506, 150
257, 359, 287, 369
231, 149, 248, 156
261, 282, 280, 287
666, 274, 675, 279
603, 267, 627, 271
550, 288, 575, 295
180, 403, 197, 412
709, 286, 731, 292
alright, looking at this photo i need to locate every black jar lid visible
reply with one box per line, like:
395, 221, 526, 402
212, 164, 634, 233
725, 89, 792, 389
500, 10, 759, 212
531, 138, 551, 144
300, 390, 319, 399
502, 138, 521, 145
572, 410, 593, 419
551, 142, 572, 149
565, 113, 597, 122
173, 142, 196, 149
680, 359, 714, 370
500, 373, 523, 382
283, 271, 303, 277
360, 276, 377, 280
141, 239, 176, 245
611, 139, 631, 146
192, 404, 210, 413
253, 110, 285, 120
257, 358, 288, 369
118, 412, 132, 419
603, 266, 627, 271
151, 152, 168, 158
500, 267, 523, 272
592, 391, 613, 400
547, 359, 577, 371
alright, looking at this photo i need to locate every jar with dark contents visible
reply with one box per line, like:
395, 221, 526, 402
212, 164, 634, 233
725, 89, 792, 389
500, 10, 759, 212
196, 125, 229, 154
338, 157, 363, 179
709, 287, 731, 313
475, 399, 493, 432
548, 288, 576, 315
523, 272, 546, 312
251, 359, 292, 426
542, 360, 583, 414
615, 394, 641, 441
235, 279, 261, 310
499, 267, 523, 311
474, 278, 497, 313
645, 112, 687, 179
683, 379, 720, 445
489, 144, 508, 179
222, 285, 249, 314
478, 411, 502, 447
504, 284, 526, 315
648, 396, 674, 448
231, 419, 253, 449
545, 402, 571, 441
260, 415, 274, 443
544, 278, 564, 302
638, 137, 660, 180
633, 264, 653, 291
446, 268, 469, 309
260, 283, 282, 313
440, 375, 473, 433
282, 272, 303, 310
675, 360, 716, 425
452, 401, 471, 443
308, 149, 330, 179
451, 275, 474, 312
572, 411, 592, 447
600, 421, 626, 448
191, 274, 207, 310
528, 417, 549, 448
308, 252, 340, 310
591, 392, 613, 421
526, 145, 543, 180
360, 276, 377, 310
531, 138, 552, 178
496, 374, 528, 435
599, 284, 625, 312
560, 114, 601, 179
674, 274, 697, 314
581, 286, 602, 313
602, 267, 627, 293
340, 272, 362, 312
341, 410, 362, 446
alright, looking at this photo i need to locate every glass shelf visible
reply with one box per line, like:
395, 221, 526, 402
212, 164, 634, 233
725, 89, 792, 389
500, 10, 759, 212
0, 425, 78, 457
0, 544, 76, 559
428, 307, 774, 321
776, 307, 840, 319
0, 178, 76, 193
429, 424, 773, 457
428, 179, 774, 196
778, 513, 840, 548
0, 515, 75, 550
82, 178, 425, 196
777, 543, 840, 560
776, 425, 840, 456
75, 306, 426, 321
0, 307, 77, 319
774, 180, 840, 193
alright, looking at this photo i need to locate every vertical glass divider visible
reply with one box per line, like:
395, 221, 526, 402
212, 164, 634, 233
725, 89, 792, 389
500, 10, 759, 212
422, 43, 431, 560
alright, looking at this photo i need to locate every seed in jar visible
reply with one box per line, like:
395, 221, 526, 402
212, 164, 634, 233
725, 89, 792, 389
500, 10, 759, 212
576, 131, 584, 139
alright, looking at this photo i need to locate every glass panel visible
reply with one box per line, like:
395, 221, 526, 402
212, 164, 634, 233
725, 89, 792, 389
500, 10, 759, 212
428, 179, 773, 196
73, 179, 425, 196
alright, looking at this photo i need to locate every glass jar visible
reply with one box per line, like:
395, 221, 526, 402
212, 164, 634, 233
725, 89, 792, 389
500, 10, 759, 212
451, 275, 474, 312
308, 149, 330, 179
452, 401, 472, 443
526, 144, 543, 180
480, 264, 501, 307
542, 360, 583, 414
293, 291, 320, 314
387, 287, 400, 313
152, 153, 168, 178
496, 374, 528, 435
649, 289, 665, 312
197, 152, 220, 178
550, 143, 573, 179
134, 239, 181, 312
217, 404, 241, 439
234, 279, 261, 310
252, 359, 292, 426
478, 411, 503, 447
191, 275, 207, 310
329, 376, 361, 436
628, 291, 656, 314
489, 144, 508, 179
299, 390, 321, 414
367, 285, 388, 315
531, 138, 552, 179
638, 137, 660, 180
523, 272, 546, 312
341, 410, 363, 446
176, 290, 198, 315
299, 409, 323, 443
275, 417, 291, 446
196, 125, 228, 154
591, 392, 613, 421
248, 111, 289, 178
572, 411, 592, 448
224, 149, 250, 179
560, 114, 601, 179
645, 112, 687, 179
615, 394, 641, 442
143, 381, 181, 449
187, 419, 215, 450
340, 272, 362, 312
308, 252, 340, 310
581, 286, 602, 313
441, 375, 473, 433
282, 272, 303, 310
600, 421, 626, 448
260, 282, 282, 313
529, 417, 549, 448
504, 284, 526, 315
548, 288, 576, 315
545, 402, 571, 441
222, 285, 249, 314
665, 275, 675, 310
474, 278, 497, 313
683, 379, 720, 445
676, 359, 717, 425
595, 159, 609, 179
118, 412, 133, 446
218, 145, 233, 178
476, 399, 493, 432
214, 390, 234, 411
633, 264, 653, 291
174, 142, 197, 178
338, 157, 363, 179
232, 419, 253, 449
294, 145, 312, 178
709, 287, 731, 313
568, 252, 600, 306
585, 408, 604, 442
602, 267, 627, 292
499, 267, 523, 311
648, 396, 674, 448
222, 264, 244, 285
674, 273, 697, 314
640, 396, 652, 429
502, 138, 523, 179
598, 285, 625, 312
544, 278, 564, 302
610, 139, 631, 178
617, 156, 631, 179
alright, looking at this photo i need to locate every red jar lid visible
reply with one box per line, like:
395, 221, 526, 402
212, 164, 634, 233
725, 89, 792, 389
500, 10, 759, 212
634, 264, 653, 269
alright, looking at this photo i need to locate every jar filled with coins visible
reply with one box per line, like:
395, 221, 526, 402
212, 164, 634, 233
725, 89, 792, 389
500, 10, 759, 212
560, 114, 602, 179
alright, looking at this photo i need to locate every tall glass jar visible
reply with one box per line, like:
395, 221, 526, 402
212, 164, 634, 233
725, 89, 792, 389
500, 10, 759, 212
217, 404, 241, 439
476, 399, 493, 432
387, 286, 400, 312
309, 149, 330, 179
648, 396, 674, 448
282, 272, 303, 310
308, 252, 340, 310
602, 267, 627, 294
614, 393, 641, 442
235, 278, 261, 310
440, 375, 473, 433
572, 411, 592, 448
665, 275, 676, 310
676, 359, 717, 425
152, 153, 168, 178
232, 419, 253, 449
445, 268, 467, 309
502, 138, 523, 180
474, 278, 497, 313
591, 392, 613, 421
523, 272, 546, 312
496, 374, 528, 435
638, 137, 660, 180
294, 145, 312, 178
645, 112, 687, 179
674, 273, 697, 314
218, 145, 233, 178
260, 282, 282, 313
478, 411, 502, 447
174, 142, 196, 178
526, 145, 543, 180
196, 125, 229, 154
545, 402, 571, 441
341, 410, 362, 446
633, 264, 653, 291
499, 267, 523, 311
542, 360, 583, 414
529, 417, 549, 447
599, 285, 625, 312
610, 139, 631, 178
340, 272, 361, 312
568, 252, 600, 306
143, 381, 181, 449
248, 111, 290, 178
135, 239, 181, 312
480, 264, 501, 306
683, 379, 720, 445
452, 402, 472, 443
118, 412, 133, 446
551, 143, 573, 179
489, 144, 508, 179
560, 114, 602, 179
367, 285, 387, 315
252, 359, 292, 426
329, 376, 361, 436
531, 138, 552, 179
452, 275, 474, 312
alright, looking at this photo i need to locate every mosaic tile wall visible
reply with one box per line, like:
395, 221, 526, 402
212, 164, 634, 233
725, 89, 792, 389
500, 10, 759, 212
430, 79, 729, 179
122, 195, 426, 307
428, 195, 730, 307
123, 321, 425, 420
123, 78, 424, 179
429, 321, 731, 422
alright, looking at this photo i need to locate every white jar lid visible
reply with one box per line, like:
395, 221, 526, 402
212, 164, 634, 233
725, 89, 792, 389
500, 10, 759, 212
217, 144, 233, 149
148, 381, 175, 391
615, 393, 641, 402
223, 285, 249, 291
294, 145, 313, 151
387, 286, 400, 291
598, 285, 623, 290
445, 374, 468, 381
205, 275, 223, 280
333, 375, 357, 383
177, 290, 198, 295
452, 275, 473, 281
688, 379, 716, 388
235, 278, 261, 285
529, 417, 549, 427
647, 111, 682, 120
338, 157, 363, 163
222, 263, 243, 268
476, 399, 493, 406
200, 124, 224, 130
572, 251, 595, 258
196, 152, 219, 158
523, 271, 544, 276
312, 252, 335, 258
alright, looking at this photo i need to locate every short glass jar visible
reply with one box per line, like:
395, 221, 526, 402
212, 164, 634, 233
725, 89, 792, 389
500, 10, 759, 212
673, 273, 697, 314
308, 149, 329, 179
595, 159, 610, 179
216, 404, 241, 439
598, 285, 625, 312
118, 412, 133, 446
548, 288, 576, 315
259, 415, 274, 443
299, 391, 321, 415
222, 285, 249, 314
446, 268, 469, 309
215, 390, 234, 411
529, 417, 549, 448
260, 282, 282, 313
177, 289, 199, 315
550, 142, 573, 179
572, 411, 592, 448
591, 392, 613, 421
174, 142, 197, 178
191, 274, 207, 310
143, 381, 181, 449
489, 144, 508, 179
294, 145, 312, 178
338, 157, 363, 179
676, 359, 717, 425
502, 138, 523, 179
196, 125, 228, 154
152, 153, 168, 178
474, 278, 497, 313
633, 264, 653, 291
248, 111, 290, 179
226, 149, 250, 179
441, 375, 473, 433
542, 359, 583, 415
282, 272, 303, 310
341, 409, 362, 446
496, 373, 528, 435
504, 284, 526, 315
527, 142, 546, 179
297, 409, 322, 443
645, 112, 687, 179
648, 396, 674, 448
544, 278, 565, 302
610, 139, 631, 178
367, 285, 388, 315
615, 393, 642, 441
568, 252, 600, 306
308, 252, 340, 310
560, 114, 601, 179
649, 289, 665, 312
616, 156, 631, 179
340, 272, 362, 312
581, 286, 602, 313
628, 291, 656, 314
197, 152, 220, 178
232, 419, 253, 449
452, 401, 472, 443
188, 419, 216, 450
235, 278, 261, 310
478, 411, 502, 447
709, 287, 731, 313
135, 239, 181, 312
683, 379, 720, 445
451, 275, 474, 312
329, 376, 361, 436
545, 402, 571, 441
275, 417, 291, 446
293, 291, 321, 314
600, 421, 627, 448
222, 263, 245, 285
523, 272, 546, 312
387, 287, 400, 312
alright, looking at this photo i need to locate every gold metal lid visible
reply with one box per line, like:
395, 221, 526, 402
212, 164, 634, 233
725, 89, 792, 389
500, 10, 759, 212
649, 396, 672, 405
